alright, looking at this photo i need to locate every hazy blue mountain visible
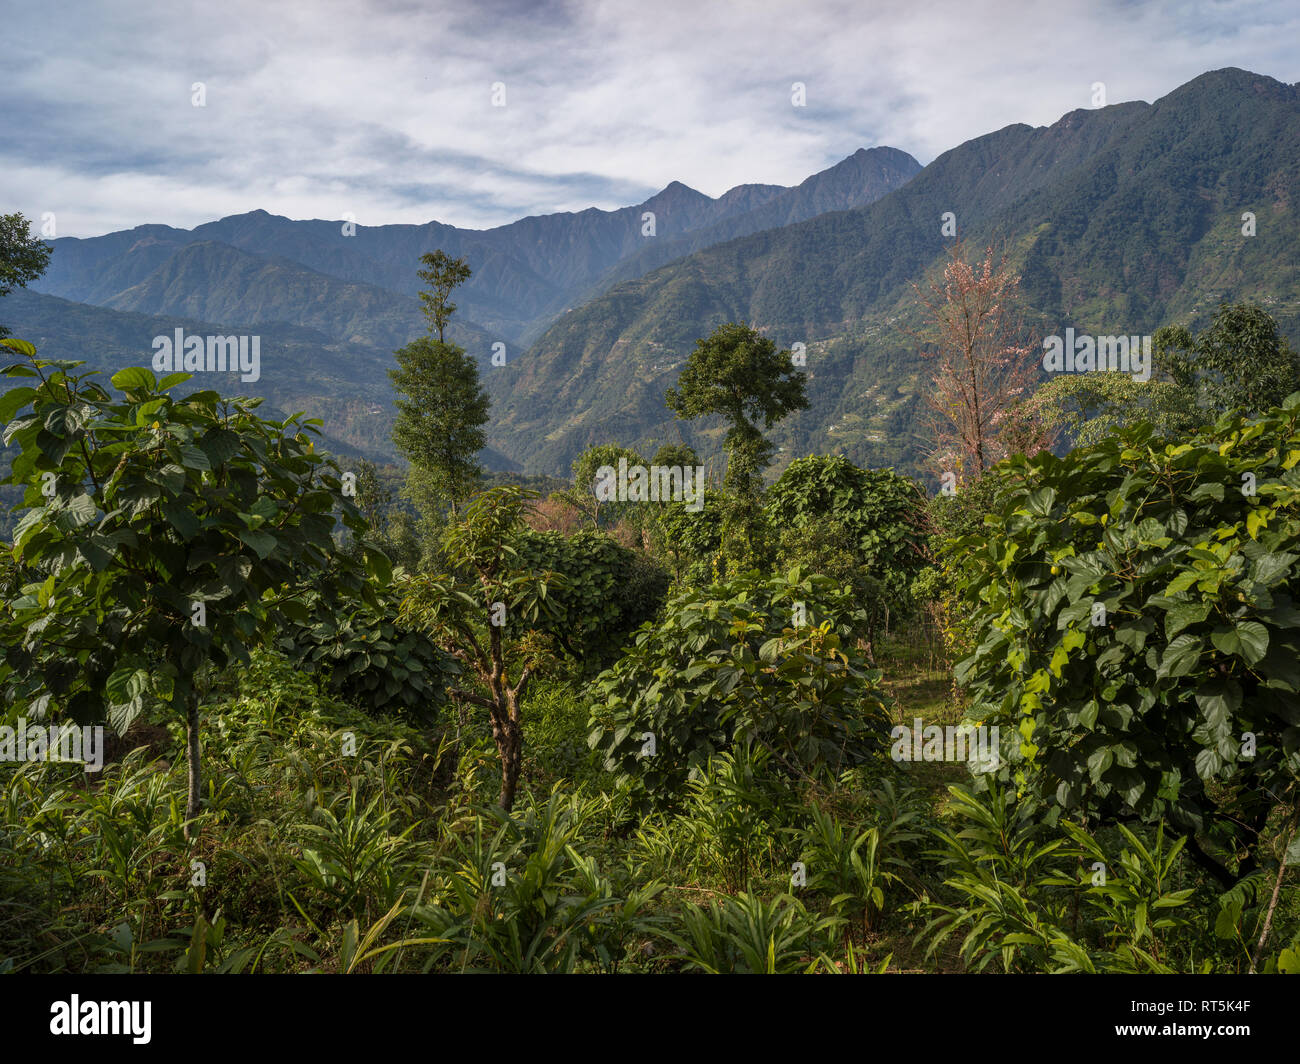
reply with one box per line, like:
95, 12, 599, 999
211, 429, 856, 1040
31, 150, 919, 345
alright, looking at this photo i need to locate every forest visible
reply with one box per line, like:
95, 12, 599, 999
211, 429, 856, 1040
1, 224, 1299, 977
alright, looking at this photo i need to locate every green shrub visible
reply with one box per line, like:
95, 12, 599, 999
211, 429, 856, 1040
767, 455, 930, 618
280, 583, 458, 721
952, 397, 1300, 877
586, 567, 893, 811
511, 528, 668, 668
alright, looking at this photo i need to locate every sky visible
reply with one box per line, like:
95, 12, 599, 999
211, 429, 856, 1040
3, 0, 1298, 238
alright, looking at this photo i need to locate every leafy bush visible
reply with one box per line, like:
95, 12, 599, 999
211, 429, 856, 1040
413, 786, 642, 972
952, 398, 1300, 879
800, 781, 924, 936
767, 455, 931, 618
922, 785, 1199, 973
912, 471, 1005, 665
511, 528, 668, 667
586, 567, 893, 811
280, 583, 457, 720
659, 891, 838, 973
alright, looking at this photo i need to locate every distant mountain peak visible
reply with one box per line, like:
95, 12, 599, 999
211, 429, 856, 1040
646, 180, 709, 205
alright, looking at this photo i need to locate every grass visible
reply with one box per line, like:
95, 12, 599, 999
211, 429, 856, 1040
1, 630, 1295, 975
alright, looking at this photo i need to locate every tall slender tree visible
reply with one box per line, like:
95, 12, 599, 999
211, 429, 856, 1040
389, 252, 490, 523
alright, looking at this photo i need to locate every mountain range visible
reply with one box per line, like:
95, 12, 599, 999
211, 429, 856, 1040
4, 67, 1298, 482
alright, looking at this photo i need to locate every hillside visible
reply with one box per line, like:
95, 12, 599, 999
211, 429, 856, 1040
487, 69, 1300, 480
0, 288, 510, 469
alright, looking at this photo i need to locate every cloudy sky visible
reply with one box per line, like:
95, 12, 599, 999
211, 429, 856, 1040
5, 0, 1297, 238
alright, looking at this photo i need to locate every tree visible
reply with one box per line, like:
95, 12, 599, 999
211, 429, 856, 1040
390, 251, 488, 522
416, 250, 472, 343
665, 322, 807, 499
1018, 371, 1201, 451
353, 459, 389, 532
912, 241, 1041, 482
1020, 303, 1300, 451
0, 339, 386, 838
1154, 301, 1300, 418
389, 336, 490, 519
0, 213, 53, 337
556, 443, 645, 530
398, 486, 563, 810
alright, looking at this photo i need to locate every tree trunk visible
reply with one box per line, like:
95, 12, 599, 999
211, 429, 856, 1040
184, 694, 201, 841
496, 715, 522, 812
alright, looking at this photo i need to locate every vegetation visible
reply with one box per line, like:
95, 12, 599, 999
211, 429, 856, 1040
389, 252, 490, 519
0, 212, 51, 336
3, 204, 1300, 979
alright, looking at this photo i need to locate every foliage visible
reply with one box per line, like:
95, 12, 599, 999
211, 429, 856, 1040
0, 340, 384, 834
412, 786, 641, 973
1023, 371, 1202, 451
279, 582, 457, 720
415, 250, 472, 344
1155, 301, 1300, 419
511, 528, 668, 668
388, 336, 490, 517
658, 891, 838, 974
398, 486, 564, 810
646, 488, 729, 585
556, 443, 646, 529
912, 471, 1006, 666
767, 455, 931, 621
587, 567, 893, 812
922, 784, 1198, 973
801, 782, 924, 935
951, 396, 1300, 881
0, 212, 52, 335
665, 321, 807, 498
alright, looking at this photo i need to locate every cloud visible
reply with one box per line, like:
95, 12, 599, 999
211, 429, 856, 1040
3, 0, 1297, 236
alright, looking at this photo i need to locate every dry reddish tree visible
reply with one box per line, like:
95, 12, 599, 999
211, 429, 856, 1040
526, 494, 585, 534
911, 240, 1049, 482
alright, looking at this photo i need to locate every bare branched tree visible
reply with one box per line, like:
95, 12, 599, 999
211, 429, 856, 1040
911, 240, 1047, 481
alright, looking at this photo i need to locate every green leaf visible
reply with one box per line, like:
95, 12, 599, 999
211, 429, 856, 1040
60, 494, 99, 530
237, 529, 277, 559
198, 428, 242, 466
111, 367, 157, 391
178, 444, 211, 471
1210, 627, 1240, 656
164, 504, 201, 541
1, 338, 37, 357
1233, 620, 1269, 665
1158, 634, 1204, 679
1194, 679, 1242, 730
364, 546, 393, 585
1164, 601, 1209, 639
0, 386, 37, 422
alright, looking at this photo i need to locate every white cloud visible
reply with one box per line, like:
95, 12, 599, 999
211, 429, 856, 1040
3, 0, 1297, 236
